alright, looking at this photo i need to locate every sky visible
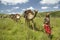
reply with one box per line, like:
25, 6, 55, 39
0, 0, 60, 14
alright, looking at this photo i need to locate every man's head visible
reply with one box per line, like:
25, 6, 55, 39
46, 13, 50, 17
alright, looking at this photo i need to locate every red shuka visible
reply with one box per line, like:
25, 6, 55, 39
44, 24, 51, 34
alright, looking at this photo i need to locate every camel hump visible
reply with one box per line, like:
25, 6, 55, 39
24, 10, 34, 15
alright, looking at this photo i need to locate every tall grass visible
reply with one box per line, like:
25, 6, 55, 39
0, 17, 60, 40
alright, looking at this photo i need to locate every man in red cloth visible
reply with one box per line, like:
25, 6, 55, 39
44, 13, 52, 39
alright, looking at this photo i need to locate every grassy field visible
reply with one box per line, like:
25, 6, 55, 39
0, 17, 60, 40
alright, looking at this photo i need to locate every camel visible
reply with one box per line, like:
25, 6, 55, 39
24, 10, 38, 30
15, 14, 21, 22
10, 14, 21, 22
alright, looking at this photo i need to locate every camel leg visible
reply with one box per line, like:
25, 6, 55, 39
32, 20, 39, 31
25, 19, 27, 26
31, 20, 35, 40
27, 20, 30, 27
15, 19, 17, 22
25, 19, 30, 27
31, 20, 35, 31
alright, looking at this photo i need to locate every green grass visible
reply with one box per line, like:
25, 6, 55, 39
0, 17, 60, 40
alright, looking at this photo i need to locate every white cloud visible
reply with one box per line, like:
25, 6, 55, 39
8, 12, 22, 14
8, 12, 17, 14
0, 10, 4, 12
6, 9, 11, 12
53, 6, 59, 9
1, 0, 29, 5
8, 12, 16, 14
12, 7, 19, 9
40, 0, 60, 4
0, 7, 20, 13
11, 12, 16, 14
41, 7, 48, 9
22, 7, 34, 11
22, 9, 26, 11
27, 7, 34, 10
4, 6, 19, 12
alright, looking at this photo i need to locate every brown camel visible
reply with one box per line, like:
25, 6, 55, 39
24, 10, 38, 30
10, 14, 21, 22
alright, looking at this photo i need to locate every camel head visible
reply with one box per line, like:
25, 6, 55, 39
24, 10, 38, 20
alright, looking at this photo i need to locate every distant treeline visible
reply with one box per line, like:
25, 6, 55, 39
50, 11, 60, 17
0, 11, 60, 17
37, 11, 60, 17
